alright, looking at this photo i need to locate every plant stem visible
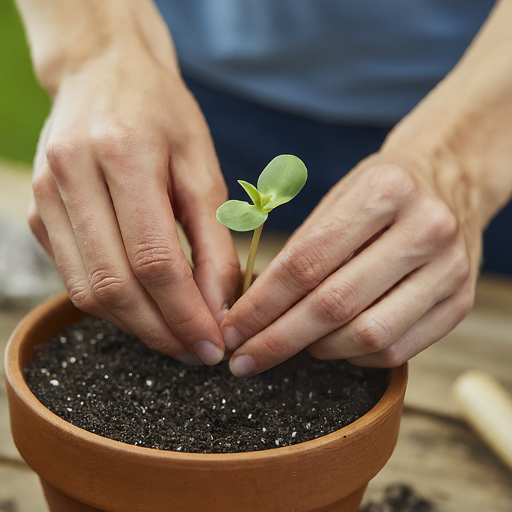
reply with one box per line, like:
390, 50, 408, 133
243, 223, 264, 294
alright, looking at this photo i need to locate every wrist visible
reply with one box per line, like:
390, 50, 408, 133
380, 0, 512, 230
381, 77, 512, 230
376, 144, 484, 236
20, 0, 179, 94
35, 35, 112, 95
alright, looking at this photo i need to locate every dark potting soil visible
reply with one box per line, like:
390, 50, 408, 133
360, 484, 437, 512
24, 316, 386, 454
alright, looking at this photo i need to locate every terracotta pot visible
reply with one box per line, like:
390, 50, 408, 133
5, 292, 407, 512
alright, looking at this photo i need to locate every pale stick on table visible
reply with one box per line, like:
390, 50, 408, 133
453, 370, 512, 472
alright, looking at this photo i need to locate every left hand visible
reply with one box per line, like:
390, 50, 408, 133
221, 152, 482, 377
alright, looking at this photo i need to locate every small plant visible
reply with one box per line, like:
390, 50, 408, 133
216, 154, 308, 294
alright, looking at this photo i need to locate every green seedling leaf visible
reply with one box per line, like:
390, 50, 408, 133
216, 154, 307, 294
216, 200, 268, 232
257, 154, 308, 211
238, 180, 263, 209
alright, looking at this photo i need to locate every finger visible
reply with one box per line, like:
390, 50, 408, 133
220, 189, 396, 352
28, 198, 54, 260
172, 144, 240, 325
307, 244, 470, 360
31, 178, 202, 365
33, 117, 124, 327
347, 285, 474, 367
98, 145, 225, 364
29, 174, 204, 366
228, 223, 426, 377
47, 143, 190, 358
29, 115, 55, 259
32, 165, 131, 333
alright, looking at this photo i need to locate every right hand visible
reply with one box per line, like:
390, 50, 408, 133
29, 39, 240, 365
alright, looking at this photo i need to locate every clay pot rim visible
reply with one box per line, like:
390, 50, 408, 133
6, 291, 407, 463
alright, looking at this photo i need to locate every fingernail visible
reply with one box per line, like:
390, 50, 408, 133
214, 303, 230, 325
174, 353, 205, 366
221, 302, 230, 317
194, 340, 224, 365
230, 354, 257, 378
223, 326, 243, 352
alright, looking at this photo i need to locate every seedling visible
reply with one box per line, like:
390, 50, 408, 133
216, 154, 307, 294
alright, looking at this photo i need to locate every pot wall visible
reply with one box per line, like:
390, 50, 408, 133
5, 293, 407, 512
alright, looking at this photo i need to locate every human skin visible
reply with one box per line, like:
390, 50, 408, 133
18, 0, 512, 375
224, 0, 512, 376
17, 0, 240, 365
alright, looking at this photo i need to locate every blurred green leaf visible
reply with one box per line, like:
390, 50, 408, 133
216, 200, 268, 232
257, 154, 307, 211
0, 0, 50, 164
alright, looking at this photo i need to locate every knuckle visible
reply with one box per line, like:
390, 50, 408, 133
89, 269, 127, 304
204, 179, 229, 208
170, 310, 207, 338
32, 169, 56, 201
197, 169, 229, 201
223, 257, 242, 283
449, 247, 471, 285
68, 283, 95, 312
91, 117, 136, 162
421, 202, 459, 245
355, 316, 394, 354
312, 282, 358, 325
260, 334, 292, 361
45, 137, 82, 179
378, 164, 415, 191
279, 248, 328, 291
132, 243, 188, 286
364, 164, 417, 207
231, 292, 270, 337
373, 345, 406, 368
170, 93, 207, 146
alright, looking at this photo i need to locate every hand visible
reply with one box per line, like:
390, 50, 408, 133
29, 42, 239, 365
222, 153, 481, 376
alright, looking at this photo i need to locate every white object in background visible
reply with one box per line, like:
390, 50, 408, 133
453, 370, 512, 472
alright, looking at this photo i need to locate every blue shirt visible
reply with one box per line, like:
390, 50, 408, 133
154, 1, 495, 124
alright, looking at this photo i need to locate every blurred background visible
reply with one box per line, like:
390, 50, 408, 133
0, 0, 49, 165
0, 0, 511, 511
0, 0, 62, 306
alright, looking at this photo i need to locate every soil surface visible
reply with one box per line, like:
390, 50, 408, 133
25, 316, 386, 454
360, 484, 436, 512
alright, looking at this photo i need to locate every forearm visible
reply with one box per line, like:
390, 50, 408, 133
16, 0, 179, 94
382, 0, 512, 229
